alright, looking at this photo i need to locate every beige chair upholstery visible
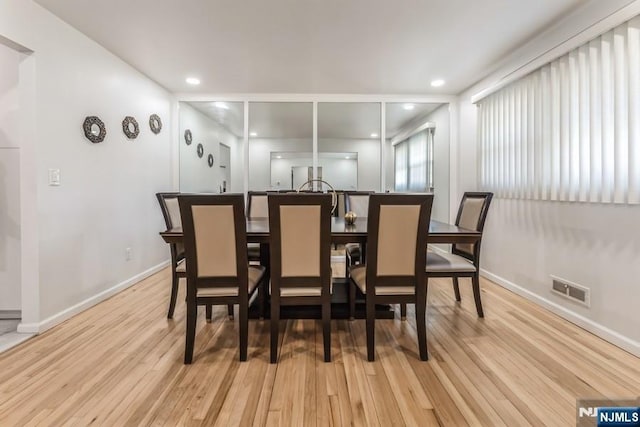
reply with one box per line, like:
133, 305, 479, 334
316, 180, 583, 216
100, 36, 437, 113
247, 192, 269, 219
425, 192, 493, 318
348, 193, 433, 362
176, 258, 186, 273
268, 193, 333, 363
179, 194, 265, 364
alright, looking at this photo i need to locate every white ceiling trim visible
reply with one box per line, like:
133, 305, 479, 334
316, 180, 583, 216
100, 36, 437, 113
175, 93, 456, 104
471, 0, 640, 103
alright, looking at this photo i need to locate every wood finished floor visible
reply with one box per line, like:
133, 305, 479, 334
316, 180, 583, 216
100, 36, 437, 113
1, 266, 639, 426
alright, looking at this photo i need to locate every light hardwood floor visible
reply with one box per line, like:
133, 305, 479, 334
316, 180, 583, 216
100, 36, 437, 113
0, 266, 639, 426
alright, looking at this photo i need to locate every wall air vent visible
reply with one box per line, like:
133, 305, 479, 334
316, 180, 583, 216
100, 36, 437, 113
551, 275, 590, 307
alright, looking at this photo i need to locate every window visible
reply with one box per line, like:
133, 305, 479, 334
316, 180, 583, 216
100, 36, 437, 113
394, 129, 434, 192
478, 16, 640, 204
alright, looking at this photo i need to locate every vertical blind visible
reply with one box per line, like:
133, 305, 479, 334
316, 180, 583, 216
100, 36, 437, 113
394, 128, 434, 192
478, 15, 640, 204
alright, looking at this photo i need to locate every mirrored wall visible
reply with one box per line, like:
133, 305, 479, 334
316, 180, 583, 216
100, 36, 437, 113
318, 102, 380, 191
248, 102, 313, 191
385, 102, 450, 222
177, 99, 451, 221
178, 101, 244, 193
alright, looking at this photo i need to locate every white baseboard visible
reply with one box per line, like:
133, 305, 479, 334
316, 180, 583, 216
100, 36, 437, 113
17, 261, 170, 334
480, 268, 640, 358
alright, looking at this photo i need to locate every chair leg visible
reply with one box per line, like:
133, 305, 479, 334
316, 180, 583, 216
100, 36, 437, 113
184, 301, 197, 364
228, 304, 234, 320
366, 296, 375, 362
452, 277, 461, 302
400, 303, 407, 320
349, 280, 356, 321
239, 300, 248, 361
259, 281, 266, 320
322, 296, 331, 362
206, 305, 212, 323
270, 294, 280, 364
167, 270, 179, 319
416, 279, 429, 361
472, 274, 484, 318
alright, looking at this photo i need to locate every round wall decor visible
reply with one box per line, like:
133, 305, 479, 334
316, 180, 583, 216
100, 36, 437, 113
208, 154, 214, 167
122, 116, 139, 139
149, 114, 162, 134
197, 143, 204, 158
83, 116, 106, 144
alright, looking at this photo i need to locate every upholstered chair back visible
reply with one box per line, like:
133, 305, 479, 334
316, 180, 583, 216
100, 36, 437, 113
453, 192, 493, 260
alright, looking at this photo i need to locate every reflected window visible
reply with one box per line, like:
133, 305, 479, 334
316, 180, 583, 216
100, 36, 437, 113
178, 101, 243, 193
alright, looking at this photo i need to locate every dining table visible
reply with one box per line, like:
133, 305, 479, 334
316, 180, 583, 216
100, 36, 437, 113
159, 217, 481, 319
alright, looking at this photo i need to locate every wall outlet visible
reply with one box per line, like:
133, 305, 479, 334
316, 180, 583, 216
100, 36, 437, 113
48, 168, 61, 186
125, 247, 132, 261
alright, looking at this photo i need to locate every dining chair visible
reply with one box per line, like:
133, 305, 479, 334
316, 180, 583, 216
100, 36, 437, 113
156, 192, 186, 319
268, 193, 333, 363
344, 191, 373, 274
349, 193, 433, 361
246, 191, 270, 263
426, 192, 493, 317
179, 194, 266, 364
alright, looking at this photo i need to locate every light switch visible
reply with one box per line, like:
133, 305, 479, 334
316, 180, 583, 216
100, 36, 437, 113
48, 168, 60, 186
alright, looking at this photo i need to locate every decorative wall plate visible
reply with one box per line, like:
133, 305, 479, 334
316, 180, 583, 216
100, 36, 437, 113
208, 154, 214, 167
83, 116, 106, 143
197, 143, 204, 158
122, 116, 139, 139
149, 114, 162, 134
184, 129, 192, 145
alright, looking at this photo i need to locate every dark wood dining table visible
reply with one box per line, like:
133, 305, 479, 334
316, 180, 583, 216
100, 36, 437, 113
159, 217, 480, 319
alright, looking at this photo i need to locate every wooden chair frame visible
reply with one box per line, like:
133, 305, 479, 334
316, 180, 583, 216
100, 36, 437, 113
349, 193, 433, 361
179, 194, 264, 364
268, 193, 333, 363
156, 192, 185, 319
426, 192, 493, 317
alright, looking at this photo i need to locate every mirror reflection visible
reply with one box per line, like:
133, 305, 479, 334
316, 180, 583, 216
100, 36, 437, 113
178, 101, 243, 193
318, 102, 380, 192
385, 102, 449, 222
248, 102, 313, 191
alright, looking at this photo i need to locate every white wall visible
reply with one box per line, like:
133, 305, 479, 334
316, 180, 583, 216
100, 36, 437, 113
179, 103, 238, 193
1, 0, 174, 330
0, 43, 21, 312
455, 0, 640, 354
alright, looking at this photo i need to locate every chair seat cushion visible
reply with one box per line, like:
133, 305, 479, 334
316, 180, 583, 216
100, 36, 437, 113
176, 258, 186, 273
426, 252, 476, 273
270, 270, 334, 297
196, 265, 266, 297
349, 265, 415, 296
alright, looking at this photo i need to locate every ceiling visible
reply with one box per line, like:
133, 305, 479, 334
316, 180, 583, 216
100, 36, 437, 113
185, 101, 442, 139
36, 0, 585, 95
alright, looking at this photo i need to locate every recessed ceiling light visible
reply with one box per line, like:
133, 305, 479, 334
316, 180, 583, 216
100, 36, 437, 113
345, 156, 350, 160
276, 155, 282, 159
370, 133, 378, 138
430, 79, 445, 87
213, 102, 229, 109
250, 132, 257, 137
185, 77, 201, 85
403, 104, 415, 110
